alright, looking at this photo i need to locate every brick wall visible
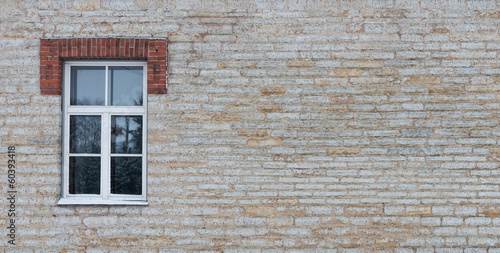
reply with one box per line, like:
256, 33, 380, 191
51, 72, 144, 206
40, 38, 167, 95
2, 0, 500, 251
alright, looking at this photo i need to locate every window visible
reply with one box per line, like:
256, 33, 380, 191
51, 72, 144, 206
58, 61, 147, 205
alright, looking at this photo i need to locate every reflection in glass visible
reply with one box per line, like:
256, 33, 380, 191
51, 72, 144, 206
108, 66, 143, 106
69, 156, 100, 194
111, 157, 142, 195
70, 115, 101, 154
70, 66, 105, 105
111, 116, 142, 154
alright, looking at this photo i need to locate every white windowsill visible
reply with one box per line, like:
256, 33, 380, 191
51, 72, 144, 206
58, 198, 148, 206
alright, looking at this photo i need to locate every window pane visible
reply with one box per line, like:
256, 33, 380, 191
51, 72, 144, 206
69, 157, 101, 194
70, 115, 101, 154
70, 66, 105, 105
108, 66, 143, 106
111, 157, 142, 195
111, 116, 142, 154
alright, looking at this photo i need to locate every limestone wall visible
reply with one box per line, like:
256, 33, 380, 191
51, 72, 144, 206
2, 0, 500, 251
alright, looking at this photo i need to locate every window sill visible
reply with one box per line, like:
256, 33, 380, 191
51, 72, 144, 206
58, 198, 148, 206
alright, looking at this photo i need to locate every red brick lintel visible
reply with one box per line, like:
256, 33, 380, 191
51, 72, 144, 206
40, 38, 167, 95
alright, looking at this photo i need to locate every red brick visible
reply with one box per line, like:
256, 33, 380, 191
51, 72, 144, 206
41, 89, 62, 95
86, 39, 91, 57
40, 38, 167, 95
40, 80, 61, 85
148, 51, 167, 57
40, 60, 61, 65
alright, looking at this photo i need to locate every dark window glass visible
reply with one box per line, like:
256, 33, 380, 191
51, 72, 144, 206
69, 157, 100, 194
111, 157, 142, 195
70, 66, 105, 105
108, 66, 143, 106
70, 115, 101, 154
111, 116, 142, 154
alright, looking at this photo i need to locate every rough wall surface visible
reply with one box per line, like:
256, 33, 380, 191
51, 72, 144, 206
2, 0, 500, 251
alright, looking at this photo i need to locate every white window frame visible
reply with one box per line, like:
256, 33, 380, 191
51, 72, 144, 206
58, 61, 148, 205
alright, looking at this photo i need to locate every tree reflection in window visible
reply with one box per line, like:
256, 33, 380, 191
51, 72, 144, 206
70, 115, 101, 154
111, 116, 142, 154
111, 157, 142, 195
110, 115, 142, 195
69, 157, 100, 194
69, 115, 102, 195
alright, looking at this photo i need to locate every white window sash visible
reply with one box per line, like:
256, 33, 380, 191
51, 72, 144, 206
59, 61, 148, 205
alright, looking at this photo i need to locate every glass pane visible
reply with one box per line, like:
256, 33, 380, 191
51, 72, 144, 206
111, 116, 142, 154
108, 66, 143, 106
111, 157, 142, 195
69, 157, 100, 194
70, 115, 101, 154
70, 66, 105, 105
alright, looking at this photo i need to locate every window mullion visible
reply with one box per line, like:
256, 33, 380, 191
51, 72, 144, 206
102, 65, 110, 199
101, 112, 110, 199
67, 107, 145, 114
105, 66, 109, 106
